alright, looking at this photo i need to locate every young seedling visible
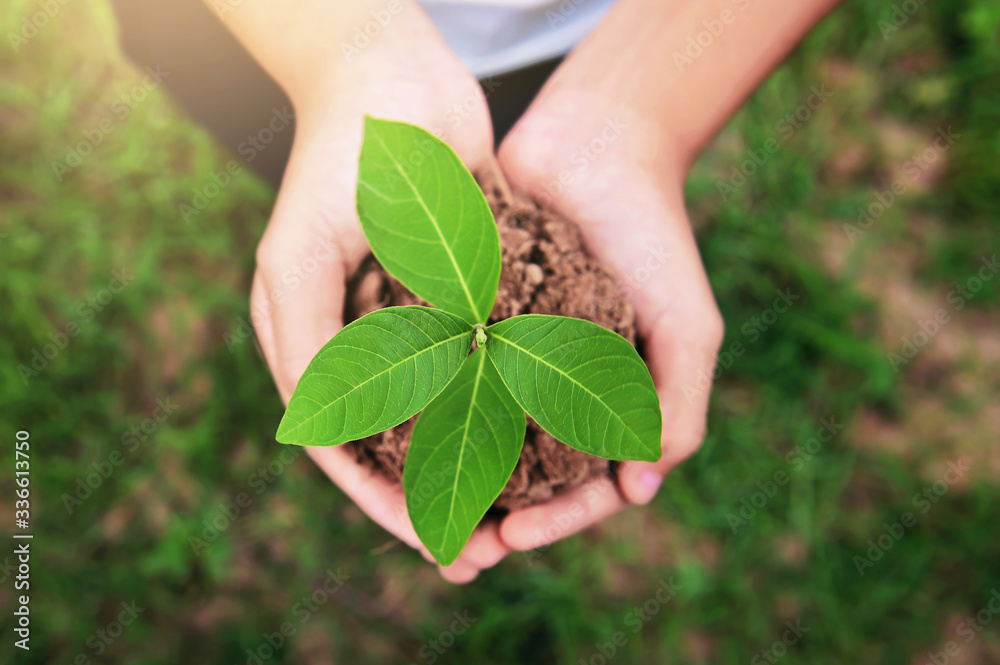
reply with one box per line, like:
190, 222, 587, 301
277, 116, 662, 565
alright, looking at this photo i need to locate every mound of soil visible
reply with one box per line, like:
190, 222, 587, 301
343, 174, 636, 511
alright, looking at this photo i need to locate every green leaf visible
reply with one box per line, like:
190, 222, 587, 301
277, 306, 472, 446
356, 115, 501, 324
485, 315, 662, 462
404, 347, 525, 565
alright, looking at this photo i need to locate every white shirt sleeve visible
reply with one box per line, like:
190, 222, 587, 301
418, 0, 617, 77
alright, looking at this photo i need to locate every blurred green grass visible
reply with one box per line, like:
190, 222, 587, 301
1, 0, 999, 663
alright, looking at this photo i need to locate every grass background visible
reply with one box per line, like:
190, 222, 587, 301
2, 0, 999, 663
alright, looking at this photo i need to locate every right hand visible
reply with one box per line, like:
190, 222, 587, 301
250, 25, 507, 583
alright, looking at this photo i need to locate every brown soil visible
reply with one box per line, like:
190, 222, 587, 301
343, 174, 636, 511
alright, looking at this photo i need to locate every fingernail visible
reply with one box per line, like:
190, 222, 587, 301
638, 471, 663, 503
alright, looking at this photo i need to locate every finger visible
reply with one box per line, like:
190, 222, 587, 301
617, 308, 722, 504
250, 270, 280, 384
305, 445, 430, 552
452, 521, 510, 570
254, 197, 429, 550
258, 233, 440, 556
254, 223, 349, 402
437, 560, 479, 585
498, 476, 625, 551
252, 123, 378, 401
602, 212, 722, 505
396, 506, 509, 570
307, 445, 499, 569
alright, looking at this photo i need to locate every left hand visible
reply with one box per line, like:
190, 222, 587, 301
494, 93, 725, 555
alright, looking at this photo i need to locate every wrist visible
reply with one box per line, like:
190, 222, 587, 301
289, 39, 490, 167
215, 0, 473, 130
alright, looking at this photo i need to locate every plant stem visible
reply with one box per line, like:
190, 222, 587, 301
486, 154, 513, 207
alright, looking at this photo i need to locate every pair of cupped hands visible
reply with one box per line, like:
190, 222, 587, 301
251, 38, 724, 583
